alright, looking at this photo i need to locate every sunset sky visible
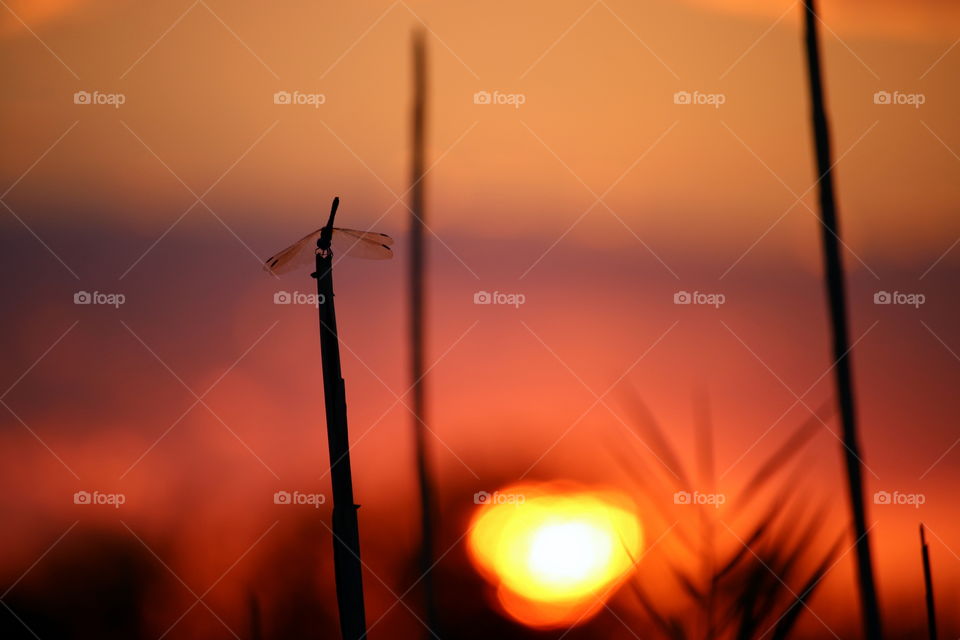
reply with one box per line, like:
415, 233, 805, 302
2, 1, 959, 638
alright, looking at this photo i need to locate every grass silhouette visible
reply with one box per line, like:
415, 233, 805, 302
919, 524, 938, 640
408, 27, 441, 638
313, 197, 368, 639
801, 1, 883, 637
607, 393, 842, 639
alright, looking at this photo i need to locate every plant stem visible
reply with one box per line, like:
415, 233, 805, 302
801, 2, 882, 638
409, 28, 440, 637
920, 524, 938, 640
314, 197, 367, 640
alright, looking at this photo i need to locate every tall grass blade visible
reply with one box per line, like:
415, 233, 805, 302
920, 524, 938, 640
770, 533, 845, 640
314, 197, 368, 639
800, 2, 883, 636
622, 390, 691, 486
733, 400, 832, 515
629, 580, 688, 640
408, 27, 440, 637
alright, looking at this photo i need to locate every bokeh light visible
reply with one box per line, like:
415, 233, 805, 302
467, 482, 642, 628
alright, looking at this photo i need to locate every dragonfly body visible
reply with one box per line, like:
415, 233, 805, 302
264, 205, 394, 275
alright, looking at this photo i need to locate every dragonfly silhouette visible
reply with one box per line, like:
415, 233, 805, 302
262, 196, 389, 640
264, 204, 393, 274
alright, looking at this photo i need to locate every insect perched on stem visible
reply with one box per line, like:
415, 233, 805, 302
263, 197, 392, 640
264, 212, 393, 274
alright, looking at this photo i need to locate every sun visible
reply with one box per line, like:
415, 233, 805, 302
467, 483, 642, 628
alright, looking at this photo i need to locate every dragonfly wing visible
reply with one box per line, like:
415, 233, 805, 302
331, 228, 394, 260
334, 228, 395, 246
264, 228, 322, 274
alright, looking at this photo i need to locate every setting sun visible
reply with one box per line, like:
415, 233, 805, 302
467, 484, 642, 628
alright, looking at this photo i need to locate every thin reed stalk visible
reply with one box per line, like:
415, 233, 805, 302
801, 2, 882, 637
920, 524, 938, 640
409, 27, 440, 636
314, 197, 368, 639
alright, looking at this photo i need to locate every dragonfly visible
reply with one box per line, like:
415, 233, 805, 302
264, 223, 394, 275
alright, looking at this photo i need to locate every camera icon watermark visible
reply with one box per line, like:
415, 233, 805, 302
274, 291, 325, 306
273, 490, 326, 508
73, 90, 126, 108
73, 490, 126, 508
273, 90, 326, 108
873, 90, 925, 108
673, 290, 725, 308
74, 291, 125, 308
473, 90, 526, 109
673, 490, 726, 509
473, 290, 526, 308
873, 490, 925, 508
873, 291, 924, 308
673, 90, 725, 109
473, 490, 525, 505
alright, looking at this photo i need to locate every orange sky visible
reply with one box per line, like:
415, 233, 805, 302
2, 0, 959, 253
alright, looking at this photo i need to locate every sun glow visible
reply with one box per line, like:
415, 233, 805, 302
467, 483, 642, 628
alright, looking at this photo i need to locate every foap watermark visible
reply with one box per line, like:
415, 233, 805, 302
674, 490, 726, 508
273, 490, 326, 508
673, 90, 725, 109
474, 290, 526, 308
874, 290, 925, 308
873, 90, 925, 108
273, 90, 326, 108
473, 90, 526, 109
74, 291, 125, 308
473, 490, 526, 505
274, 291, 325, 306
674, 290, 725, 308
874, 490, 925, 509
73, 490, 126, 508
73, 90, 126, 108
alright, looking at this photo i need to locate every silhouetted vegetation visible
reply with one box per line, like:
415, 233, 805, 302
608, 393, 842, 639
801, 1, 883, 637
